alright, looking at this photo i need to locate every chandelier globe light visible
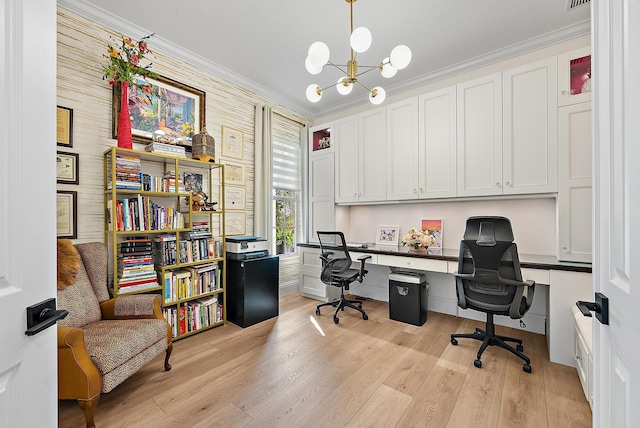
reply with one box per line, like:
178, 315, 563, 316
305, 0, 411, 105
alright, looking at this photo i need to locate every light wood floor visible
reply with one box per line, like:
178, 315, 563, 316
59, 293, 592, 427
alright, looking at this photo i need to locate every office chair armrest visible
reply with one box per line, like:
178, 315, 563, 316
357, 255, 371, 281
508, 279, 535, 319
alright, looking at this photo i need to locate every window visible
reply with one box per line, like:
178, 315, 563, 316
272, 137, 300, 255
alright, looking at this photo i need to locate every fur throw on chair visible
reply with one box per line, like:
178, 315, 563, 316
57, 239, 80, 290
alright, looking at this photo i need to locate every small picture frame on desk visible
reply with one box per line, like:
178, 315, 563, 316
375, 225, 400, 246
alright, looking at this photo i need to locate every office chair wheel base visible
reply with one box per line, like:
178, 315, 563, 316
451, 338, 458, 346
516, 344, 524, 352
474, 359, 482, 368
363, 314, 368, 320
316, 308, 321, 315
333, 316, 339, 324
523, 364, 532, 373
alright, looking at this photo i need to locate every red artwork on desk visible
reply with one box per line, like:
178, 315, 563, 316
422, 219, 443, 254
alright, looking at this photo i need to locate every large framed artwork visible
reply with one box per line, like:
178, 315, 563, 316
112, 75, 205, 144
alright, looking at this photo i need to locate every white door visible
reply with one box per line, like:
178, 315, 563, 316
0, 0, 58, 426
418, 86, 457, 199
456, 73, 503, 197
333, 115, 359, 203
592, 1, 640, 426
386, 98, 418, 201
358, 107, 387, 202
502, 57, 558, 195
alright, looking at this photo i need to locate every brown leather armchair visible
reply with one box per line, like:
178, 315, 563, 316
57, 242, 172, 427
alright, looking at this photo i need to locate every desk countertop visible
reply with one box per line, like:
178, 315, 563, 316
297, 243, 592, 273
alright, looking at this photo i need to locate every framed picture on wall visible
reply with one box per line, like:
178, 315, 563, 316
57, 190, 77, 239
222, 160, 246, 186
56, 106, 73, 148
224, 186, 246, 210
112, 74, 205, 144
225, 211, 246, 236
375, 225, 400, 246
222, 126, 244, 159
56, 151, 79, 185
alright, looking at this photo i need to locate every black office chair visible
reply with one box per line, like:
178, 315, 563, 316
450, 216, 535, 373
316, 231, 371, 324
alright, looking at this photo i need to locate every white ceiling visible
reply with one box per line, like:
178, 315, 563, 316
60, 0, 590, 120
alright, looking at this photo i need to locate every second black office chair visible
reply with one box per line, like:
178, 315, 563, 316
316, 231, 371, 324
451, 216, 535, 373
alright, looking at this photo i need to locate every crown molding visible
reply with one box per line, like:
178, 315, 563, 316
57, 0, 590, 120
315, 20, 591, 118
56, 0, 315, 117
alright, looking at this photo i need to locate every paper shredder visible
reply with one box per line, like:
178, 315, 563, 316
388, 271, 428, 326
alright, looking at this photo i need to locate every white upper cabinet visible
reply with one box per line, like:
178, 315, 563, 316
558, 46, 592, 107
502, 57, 558, 195
358, 107, 387, 202
334, 115, 359, 203
386, 98, 419, 200
456, 73, 503, 196
557, 102, 592, 262
334, 107, 387, 203
418, 86, 457, 199
457, 60, 558, 197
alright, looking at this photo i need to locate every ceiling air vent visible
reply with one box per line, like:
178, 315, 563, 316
567, 0, 590, 10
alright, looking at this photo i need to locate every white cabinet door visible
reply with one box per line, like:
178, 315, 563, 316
309, 152, 335, 243
502, 57, 558, 195
557, 102, 592, 262
334, 115, 359, 203
457, 73, 503, 196
558, 46, 592, 107
418, 86, 457, 199
359, 107, 387, 202
387, 98, 419, 200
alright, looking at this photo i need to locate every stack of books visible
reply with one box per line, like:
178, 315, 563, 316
163, 171, 186, 193
109, 153, 141, 190
145, 142, 187, 158
117, 237, 159, 293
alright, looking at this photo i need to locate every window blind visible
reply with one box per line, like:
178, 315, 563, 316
272, 138, 300, 191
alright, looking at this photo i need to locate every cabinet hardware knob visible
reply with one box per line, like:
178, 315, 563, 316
562, 90, 568, 95
562, 246, 568, 252
496, 182, 501, 187
505, 181, 511, 186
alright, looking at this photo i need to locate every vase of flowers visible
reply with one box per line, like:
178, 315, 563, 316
102, 33, 157, 149
401, 228, 436, 253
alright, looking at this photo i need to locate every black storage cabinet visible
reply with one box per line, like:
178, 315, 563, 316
388, 271, 428, 326
226, 256, 279, 328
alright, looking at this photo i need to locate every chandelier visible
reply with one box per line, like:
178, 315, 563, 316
305, 0, 412, 105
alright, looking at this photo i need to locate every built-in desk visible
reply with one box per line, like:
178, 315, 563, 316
298, 243, 592, 368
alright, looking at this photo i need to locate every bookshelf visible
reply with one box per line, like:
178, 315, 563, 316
104, 147, 226, 340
